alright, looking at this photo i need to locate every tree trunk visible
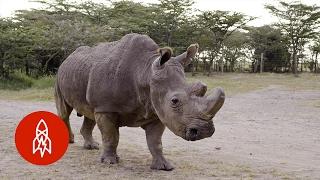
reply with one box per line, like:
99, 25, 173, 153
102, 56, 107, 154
292, 49, 298, 75
191, 64, 195, 76
260, 53, 264, 73
208, 59, 213, 76
203, 59, 207, 76
230, 60, 235, 72
253, 60, 258, 73
166, 28, 172, 46
220, 53, 224, 73
191, 60, 197, 76
0, 58, 4, 78
315, 52, 318, 73
25, 59, 30, 76
195, 58, 198, 72
214, 61, 217, 71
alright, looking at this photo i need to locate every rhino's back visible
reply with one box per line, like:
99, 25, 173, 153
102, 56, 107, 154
86, 34, 159, 113
57, 34, 159, 118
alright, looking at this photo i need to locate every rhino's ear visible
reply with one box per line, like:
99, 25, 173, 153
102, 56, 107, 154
176, 43, 199, 67
157, 47, 172, 66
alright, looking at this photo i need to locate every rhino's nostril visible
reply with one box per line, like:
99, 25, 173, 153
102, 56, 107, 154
190, 128, 198, 137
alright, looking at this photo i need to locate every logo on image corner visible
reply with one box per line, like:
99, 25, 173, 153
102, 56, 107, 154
15, 111, 69, 165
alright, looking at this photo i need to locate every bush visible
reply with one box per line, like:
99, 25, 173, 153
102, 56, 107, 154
0, 72, 55, 90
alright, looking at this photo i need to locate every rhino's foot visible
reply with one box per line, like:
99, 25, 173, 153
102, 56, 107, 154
84, 140, 99, 150
100, 154, 119, 164
150, 158, 174, 171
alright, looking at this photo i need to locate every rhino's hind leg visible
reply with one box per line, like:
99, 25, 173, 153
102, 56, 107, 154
81, 116, 99, 150
95, 112, 119, 164
142, 120, 174, 171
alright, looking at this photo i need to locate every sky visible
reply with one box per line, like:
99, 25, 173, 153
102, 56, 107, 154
0, 0, 320, 26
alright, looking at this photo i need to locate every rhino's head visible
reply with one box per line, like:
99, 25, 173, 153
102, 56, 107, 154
150, 44, 225, 141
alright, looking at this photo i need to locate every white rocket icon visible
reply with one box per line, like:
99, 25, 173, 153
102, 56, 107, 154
32, 119, 52, 158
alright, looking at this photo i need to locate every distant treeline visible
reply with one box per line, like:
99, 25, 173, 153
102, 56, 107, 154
0, 0, 320, 78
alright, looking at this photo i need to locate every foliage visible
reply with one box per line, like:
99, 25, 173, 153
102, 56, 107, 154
309, 39, 320, 72
0, 0, 319, 81
248, 25, 290, 72
197, 10, 255, 74
223, 31, 250, 72
265, 1, 320, 74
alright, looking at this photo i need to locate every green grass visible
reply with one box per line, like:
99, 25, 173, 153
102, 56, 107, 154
0, 72, 55, 101
32, 75, 56, 89
0, 72, 319, 101
0, 72, 34, 90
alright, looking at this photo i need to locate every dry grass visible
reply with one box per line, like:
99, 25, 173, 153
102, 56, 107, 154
15, 147, 292, 180
187, 72, 320, 96
0, 88, 53, 101
303, 99, 320, 109
1, 73, 319, 101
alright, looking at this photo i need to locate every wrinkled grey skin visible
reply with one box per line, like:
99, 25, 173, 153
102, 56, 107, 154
55, 34, 225, 171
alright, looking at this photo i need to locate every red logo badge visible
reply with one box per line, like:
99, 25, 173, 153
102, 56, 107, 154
15, 111, 69, 165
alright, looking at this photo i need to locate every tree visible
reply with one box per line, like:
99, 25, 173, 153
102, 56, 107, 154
223, 31, 250, 72
197, 10, 254, 75
152, 0, 194, 47
248, 25, 290, 72
10, 0, 113, 75
266, 1, 320, 75
310, 41, 320, 73
0, 18, 15, 78
77, 1, 111, 25
107, 0, 156, 38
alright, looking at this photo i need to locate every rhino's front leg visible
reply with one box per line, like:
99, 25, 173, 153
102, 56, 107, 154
95, 112, 119, 164
142, 120, 174, 171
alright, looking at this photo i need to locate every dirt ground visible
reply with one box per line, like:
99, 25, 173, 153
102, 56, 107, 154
0, 86, 320, 179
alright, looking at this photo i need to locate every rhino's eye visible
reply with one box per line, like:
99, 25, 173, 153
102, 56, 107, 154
171, 97, 179, 105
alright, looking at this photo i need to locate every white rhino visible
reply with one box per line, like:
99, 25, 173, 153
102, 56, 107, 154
55, 33, 225, 170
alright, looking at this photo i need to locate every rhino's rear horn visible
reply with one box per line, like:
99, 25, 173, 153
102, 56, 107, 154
189, 81, 207, 97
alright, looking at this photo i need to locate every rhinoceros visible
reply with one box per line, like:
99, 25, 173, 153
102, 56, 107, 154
54, 33, 225, 170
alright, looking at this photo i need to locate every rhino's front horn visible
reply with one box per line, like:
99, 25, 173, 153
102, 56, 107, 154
205, 87, 225, 117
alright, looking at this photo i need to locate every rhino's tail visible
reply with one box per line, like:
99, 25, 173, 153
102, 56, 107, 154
54, 78, 72, 119
54, 78, 74, 143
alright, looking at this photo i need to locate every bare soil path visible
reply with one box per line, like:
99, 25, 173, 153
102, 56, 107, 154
1, 86, 319, 179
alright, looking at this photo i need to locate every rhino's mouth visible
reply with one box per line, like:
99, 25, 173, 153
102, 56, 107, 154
185, 121, 215, 141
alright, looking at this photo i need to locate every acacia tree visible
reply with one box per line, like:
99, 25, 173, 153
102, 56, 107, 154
0, 18, 15, 78
265, 1, 320, 75
223, 31, 249, 72
77, 1, 111, 25
156, 0, 194, 46
310, 41, 320, 73
11, 0, 113, 75
248, 25, 290, 73
197, 10, 254, 75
